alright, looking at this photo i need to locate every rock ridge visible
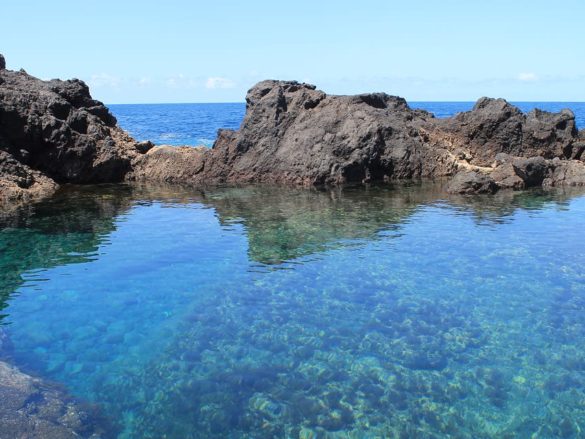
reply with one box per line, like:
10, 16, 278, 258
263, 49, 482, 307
1, 55, 585, 201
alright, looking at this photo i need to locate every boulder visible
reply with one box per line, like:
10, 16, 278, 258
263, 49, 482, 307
447, 171, 498, 194
512, 156, 549, 187
436, 99, 578, 166
0, 54, 5, 70
0, 54, 143, 202
491, 163, 525, 190
0, 361, 107, 438
543, 160, 585, 187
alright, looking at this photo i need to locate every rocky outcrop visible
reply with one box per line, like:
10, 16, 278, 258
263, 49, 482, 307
0, 54, 144, 202
132, 79, 585, 193
446, 171, 498, 195
0, 328, 106, 438
0, 360, 107, 438
2, 54, 585, 198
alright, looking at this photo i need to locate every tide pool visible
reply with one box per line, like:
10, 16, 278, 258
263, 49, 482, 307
1, 183, 584, 437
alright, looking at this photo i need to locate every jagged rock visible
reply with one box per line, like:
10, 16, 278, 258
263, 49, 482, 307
0, 361, 106, 438
2, 58, 585, 197
134, 81, 583, 194
0, 54, 5, 70
512, 156, 549, 187
437, 98, 578, 166
544, 160, 585, 187
491, 163, 525, 190
447, 171, 498, 194
135, 140, 155, 154
0, 150, 59, 201
134, 80, 461, 186
0, 55, 142, 202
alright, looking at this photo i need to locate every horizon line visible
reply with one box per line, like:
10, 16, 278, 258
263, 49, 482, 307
107, 100, 585, 106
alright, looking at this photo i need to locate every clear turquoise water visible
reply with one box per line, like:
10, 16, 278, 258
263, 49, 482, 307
108, 102, 585, 147
1, 183, 585, 438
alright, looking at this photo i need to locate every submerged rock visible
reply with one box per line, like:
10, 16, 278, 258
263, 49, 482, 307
0, 360, 107, 438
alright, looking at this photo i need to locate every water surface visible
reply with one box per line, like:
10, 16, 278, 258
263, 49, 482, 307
1, 183, 585, 438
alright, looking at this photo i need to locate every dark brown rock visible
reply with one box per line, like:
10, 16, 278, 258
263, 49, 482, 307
436, 99, 578, 166
491, 163, 525, 190
0, 150, 58, 202
0, 360, 107, 438
2, 62, 585, 197
133, 80, 463, 186
543, 160, 585, 187
446, 171, 498, 194
512, 156, 549, 187
0, 60, 142, 203
133, 81, 582, 195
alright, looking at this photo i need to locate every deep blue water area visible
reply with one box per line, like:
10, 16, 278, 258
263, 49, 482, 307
109, 103, 245, 147
1, 183, 585, 438
109, 101, 585, 147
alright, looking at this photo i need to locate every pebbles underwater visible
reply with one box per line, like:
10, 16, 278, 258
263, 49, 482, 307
0, 183, 585, 438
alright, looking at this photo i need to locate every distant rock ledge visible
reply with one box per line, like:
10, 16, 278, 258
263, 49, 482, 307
1, 53, 585, 202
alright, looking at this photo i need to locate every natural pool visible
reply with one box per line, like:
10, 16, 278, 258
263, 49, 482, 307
1, 183, 585, 438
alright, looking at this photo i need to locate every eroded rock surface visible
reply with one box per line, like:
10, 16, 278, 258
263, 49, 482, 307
0, 361, 106, 438
0, 54, 142, 202
132, 79, 585, 193
2, 54, 585, 199
0, 328, 106, 438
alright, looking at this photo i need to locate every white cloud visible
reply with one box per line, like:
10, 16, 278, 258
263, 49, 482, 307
205, 76, 236, 89
166, 74, 186, 87
88, 73, 121, 88
518, 72, 538, 82
138, 77, 152, 86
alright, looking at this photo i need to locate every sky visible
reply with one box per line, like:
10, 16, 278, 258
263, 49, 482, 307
2, 0, 584, 103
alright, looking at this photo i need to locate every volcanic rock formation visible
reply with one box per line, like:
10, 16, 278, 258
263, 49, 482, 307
1, 54, 585, 202
0, 54, 147, 202
132, 80, 585, 192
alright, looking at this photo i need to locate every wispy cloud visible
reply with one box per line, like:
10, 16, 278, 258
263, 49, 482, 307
138, 77, 152, 87
517, 72, 538, 82
88, 73, 121, 88
205, 76, 236, 89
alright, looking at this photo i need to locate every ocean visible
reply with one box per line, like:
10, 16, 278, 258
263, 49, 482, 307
109, 101, 585, 147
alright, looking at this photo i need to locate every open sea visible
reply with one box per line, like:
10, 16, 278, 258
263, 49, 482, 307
0, 101, 585, 438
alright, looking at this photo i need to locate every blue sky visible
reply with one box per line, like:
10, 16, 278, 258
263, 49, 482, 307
2, 1, 584, 103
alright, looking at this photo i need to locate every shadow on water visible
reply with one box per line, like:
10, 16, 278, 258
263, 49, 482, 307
0, 182, 584, 438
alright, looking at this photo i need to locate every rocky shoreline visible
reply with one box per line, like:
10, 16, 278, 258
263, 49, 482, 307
1, 54, 584, 203
2, 53, 585, 433
0, 328, 108, 438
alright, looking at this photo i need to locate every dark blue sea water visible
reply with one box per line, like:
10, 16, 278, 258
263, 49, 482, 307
109, 101, 585, 147
1, 103, 585, 438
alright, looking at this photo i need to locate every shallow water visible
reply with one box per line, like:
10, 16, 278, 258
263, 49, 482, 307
1, 183, 585, 438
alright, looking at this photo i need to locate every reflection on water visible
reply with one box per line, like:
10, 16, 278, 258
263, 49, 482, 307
1, 183, 585, 438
